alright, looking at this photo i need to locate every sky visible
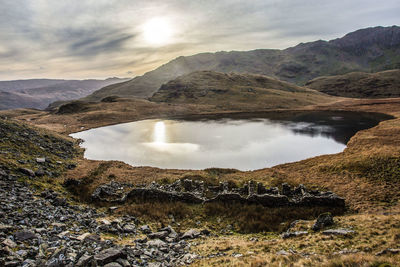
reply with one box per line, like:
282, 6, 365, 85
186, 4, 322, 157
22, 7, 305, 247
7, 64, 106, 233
0, 0, 399, 80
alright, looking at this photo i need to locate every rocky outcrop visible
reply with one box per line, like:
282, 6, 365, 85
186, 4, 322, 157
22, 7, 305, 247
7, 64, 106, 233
90, 179, 346, 209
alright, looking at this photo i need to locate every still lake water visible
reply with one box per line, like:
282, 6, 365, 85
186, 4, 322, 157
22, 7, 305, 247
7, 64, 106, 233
70, 111, 390, 170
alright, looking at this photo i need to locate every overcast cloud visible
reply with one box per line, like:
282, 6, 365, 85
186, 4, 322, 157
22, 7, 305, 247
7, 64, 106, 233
0, 0, 399, 80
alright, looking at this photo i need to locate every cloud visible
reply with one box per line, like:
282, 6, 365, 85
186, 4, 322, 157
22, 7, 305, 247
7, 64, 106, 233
0, 0, 399, 80
67, 29, 137, 58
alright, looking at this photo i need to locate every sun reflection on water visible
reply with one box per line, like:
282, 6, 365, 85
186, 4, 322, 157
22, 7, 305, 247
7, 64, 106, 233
146, 121, 199, 153
153, 121, 166, 143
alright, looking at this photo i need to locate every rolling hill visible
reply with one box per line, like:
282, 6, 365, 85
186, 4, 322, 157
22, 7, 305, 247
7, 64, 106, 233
150, 71, 335, 109
0, 78, 129, 110
86, 26, 400, 100
306, 69, 400, 98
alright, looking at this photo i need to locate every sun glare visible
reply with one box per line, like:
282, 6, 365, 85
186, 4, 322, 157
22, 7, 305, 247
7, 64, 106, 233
142, 18, 173, 45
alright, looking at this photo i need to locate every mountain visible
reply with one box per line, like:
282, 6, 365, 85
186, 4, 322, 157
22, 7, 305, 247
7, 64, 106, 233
150, 71, 334, 109
0, 79, 66, 92
86, 26, 400, 100
306, 69, 400, 98
0, 78, 129, 110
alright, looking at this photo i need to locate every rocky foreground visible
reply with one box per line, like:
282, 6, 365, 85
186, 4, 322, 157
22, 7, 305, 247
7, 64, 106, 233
0, 170, 207, 266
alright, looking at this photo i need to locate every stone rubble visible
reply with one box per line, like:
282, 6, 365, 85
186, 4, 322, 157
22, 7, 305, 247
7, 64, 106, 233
0, 169, 204, 266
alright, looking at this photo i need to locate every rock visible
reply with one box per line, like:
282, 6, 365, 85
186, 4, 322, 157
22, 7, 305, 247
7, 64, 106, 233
376, 248, 400, 256
4, 261, 20, 267
281, 231, 308, 239
139, 225, 152, 234
257, 182, 267, 194
75, 254, 93, 267
0, 224, 13, 233
104, 263, 123, 267
36, 157, 46, 163
312, 212, 334, 231
0, 169, 7, 177
146, 239, 166, 248
75, 233, 91, 241
148, 231, 169, 240
82, 234, 101, 243
281, 183, 292, 196
293, 184, 306, 195
14, 230, 37, 241
122, 224, 136, 233
35, 169, 45, 176
94, 248, 126, 265
181, 229, 201, 239
181, 253, 198, 264
322, 228, 355, 236
2, 239, 17, 248
18, 168, 35, 177
116, 258, 131, 267
159, 225, 178, 239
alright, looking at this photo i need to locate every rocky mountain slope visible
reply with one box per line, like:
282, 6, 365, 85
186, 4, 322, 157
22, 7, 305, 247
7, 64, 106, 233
306, 69, 400, 98
86, 26, 400, 100
0, 78, 129, 110
150, 71, 334, 109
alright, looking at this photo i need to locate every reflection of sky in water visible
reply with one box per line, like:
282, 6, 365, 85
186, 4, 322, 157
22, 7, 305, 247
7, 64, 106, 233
71, 119, 346, 171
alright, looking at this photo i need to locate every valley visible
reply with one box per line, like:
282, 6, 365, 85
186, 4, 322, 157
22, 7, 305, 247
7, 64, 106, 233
1, 25, 400, 267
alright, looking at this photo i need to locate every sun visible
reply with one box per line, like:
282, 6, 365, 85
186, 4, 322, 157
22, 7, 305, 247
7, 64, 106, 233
142, 18, 173, 46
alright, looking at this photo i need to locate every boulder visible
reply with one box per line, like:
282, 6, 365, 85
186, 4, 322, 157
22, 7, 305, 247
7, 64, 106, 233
122, 223, 136, 233
104, 263, 122, 267
36, 157, 46, 163
146, 239, 167, 248
148, 231, 169, 240
312, 212, 334, 231
14, 230, 37, 241
94, 248, 126, 265
75, 254, 93, 267
139, 225, 152, 234
2, 239, 17, 248
181, 229, 201, 239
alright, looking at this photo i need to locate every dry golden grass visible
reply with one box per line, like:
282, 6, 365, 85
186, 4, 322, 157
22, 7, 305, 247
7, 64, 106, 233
190, 213, 400, 266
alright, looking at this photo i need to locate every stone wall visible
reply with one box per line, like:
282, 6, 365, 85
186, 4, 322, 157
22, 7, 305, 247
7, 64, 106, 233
87, 179, 345, 208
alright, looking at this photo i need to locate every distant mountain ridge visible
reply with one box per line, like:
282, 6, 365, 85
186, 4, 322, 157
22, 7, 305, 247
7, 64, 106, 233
85, 26, 400, 100
0, 78, 129, 110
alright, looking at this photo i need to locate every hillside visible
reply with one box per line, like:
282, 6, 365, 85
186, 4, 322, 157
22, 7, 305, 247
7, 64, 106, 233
0, 79, 66, 92
150, 71, 334, 109
86, 26, 400, 100
306, 69, 400, 98
0, 78, 129, 110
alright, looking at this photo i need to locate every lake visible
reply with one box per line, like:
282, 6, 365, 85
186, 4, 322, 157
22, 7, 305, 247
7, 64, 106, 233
70, 111, 391, 170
